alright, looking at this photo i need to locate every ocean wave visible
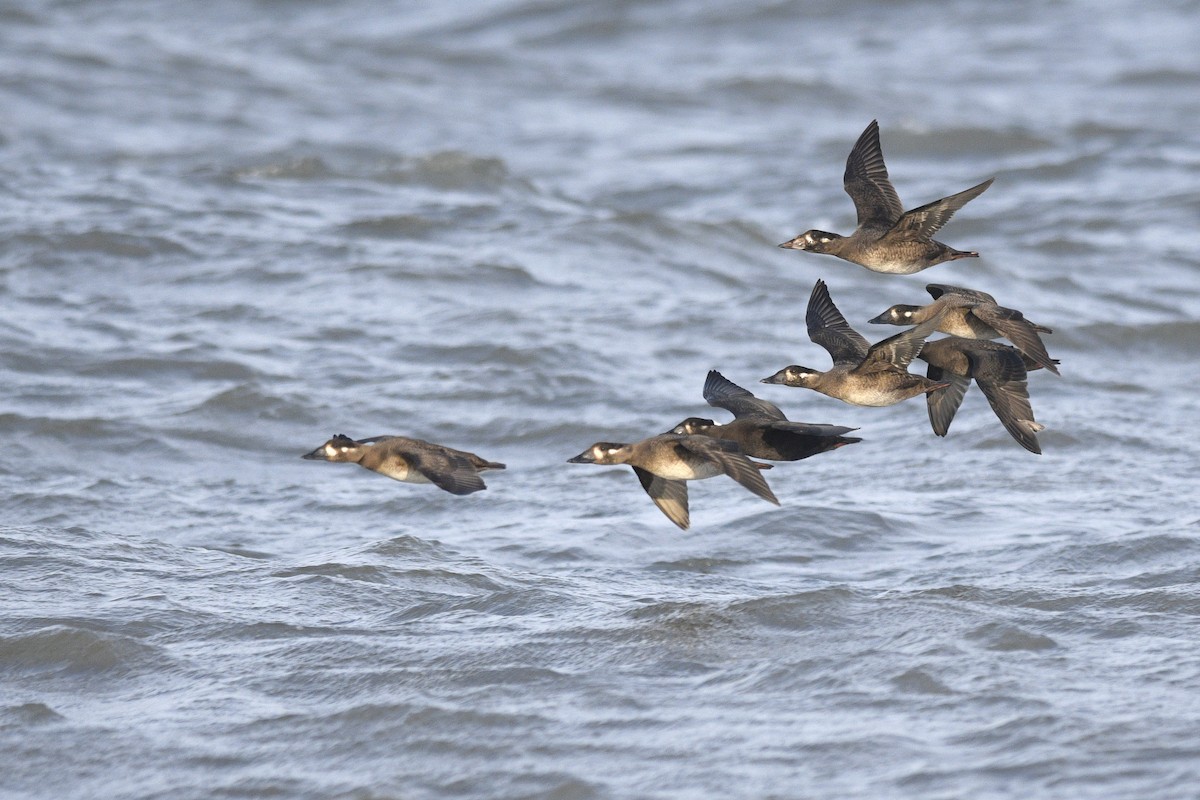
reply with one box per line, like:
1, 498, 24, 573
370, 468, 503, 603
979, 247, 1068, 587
9, 229, 193, 259
0, 625, 171, 676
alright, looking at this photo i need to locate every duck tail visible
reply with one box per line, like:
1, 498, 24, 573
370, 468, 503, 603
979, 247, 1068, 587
945, 248, 979, 261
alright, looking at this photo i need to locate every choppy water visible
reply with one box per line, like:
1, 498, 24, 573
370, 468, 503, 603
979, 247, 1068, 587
3, 1, 1200, 798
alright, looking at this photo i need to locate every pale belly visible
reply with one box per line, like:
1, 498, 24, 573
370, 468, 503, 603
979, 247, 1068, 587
939, 316, 998, 339
852, 256, 927, 275
369, 459, 431, 484
650, 461, 723, 481
819, 376, 916, 407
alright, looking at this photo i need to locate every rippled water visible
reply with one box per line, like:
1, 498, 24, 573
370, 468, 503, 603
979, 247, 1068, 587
3, 1, 1200, 798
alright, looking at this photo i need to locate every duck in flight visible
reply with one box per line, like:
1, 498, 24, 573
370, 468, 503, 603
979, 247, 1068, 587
302, 434, 505, 495
869, 283, 1059, 375
918, 337, 1049, 454
667, 370, 861, 461
761, 279, 946, 406
567, 433, 778, 530
778, 120, 993, 274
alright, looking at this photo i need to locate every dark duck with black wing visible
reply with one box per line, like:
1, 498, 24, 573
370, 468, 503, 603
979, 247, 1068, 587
667, 370, 861, 461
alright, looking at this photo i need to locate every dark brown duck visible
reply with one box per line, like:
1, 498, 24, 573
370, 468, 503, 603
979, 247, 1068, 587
918, 337, 1048, 455
667, 370, 861, 461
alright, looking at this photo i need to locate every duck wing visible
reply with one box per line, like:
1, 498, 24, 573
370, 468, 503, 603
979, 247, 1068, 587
925, 283, 997, 304
768, 420, 859, 438
968, 348, 1045, 454
843, 120, 904, 227
691, 441, 780, 506
892, 178, 993, 241
925, 365, 971, 436
703, 369, 786, 420
807, 279, 870, 366
633, 467, 690, 530
856, 318, 941, 374
408, 449, 488, 495
969, 304, 1060, 375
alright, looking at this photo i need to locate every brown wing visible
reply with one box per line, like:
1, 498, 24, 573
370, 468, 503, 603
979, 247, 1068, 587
970, 304, 1060, 375
892, 178, 993, 241
697, 444, 780, 506
925, 367, 971, 437
807, 279, 870, 366
703, 370, 786, 420
925, 283, 997, 304
857, 318, 941, 374
967, 349, 1044, 454
843, 120, 904, 227
633, 467, 690, 530
407, 450, 488, 495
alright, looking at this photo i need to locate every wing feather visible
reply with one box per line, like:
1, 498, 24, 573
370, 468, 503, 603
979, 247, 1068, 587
633, 467, 690, 530
807, 280, 870, 366
843, 120, 904, 226
892, 178, 993, 240
703, 370, 786, 420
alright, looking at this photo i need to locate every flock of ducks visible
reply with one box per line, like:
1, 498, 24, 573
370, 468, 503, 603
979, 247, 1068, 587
303, 120, 1060, 529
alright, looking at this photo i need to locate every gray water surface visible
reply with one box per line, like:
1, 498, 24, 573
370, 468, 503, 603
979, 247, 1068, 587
3, 1, 1200, 798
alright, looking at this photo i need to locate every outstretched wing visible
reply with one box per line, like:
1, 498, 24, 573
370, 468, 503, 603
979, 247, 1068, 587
968, 349, 1044, 454
768, 420, 859, 438
843, 120, 904, 227
703, 370, 786, 420
633, 467, 690, 530
807, 279, 870, 366
892, 178, 993, 241
970, 304, 1060, 375
857, 318, 941, 374
925, 283, 997, 304
924, 366, 971, 437
696, 444, 780, 507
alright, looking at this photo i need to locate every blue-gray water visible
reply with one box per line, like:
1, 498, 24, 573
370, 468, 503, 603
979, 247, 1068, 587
3, 1, 1200, 798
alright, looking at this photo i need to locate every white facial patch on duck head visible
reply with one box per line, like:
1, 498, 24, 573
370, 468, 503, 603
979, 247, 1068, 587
324, 443, 356, 459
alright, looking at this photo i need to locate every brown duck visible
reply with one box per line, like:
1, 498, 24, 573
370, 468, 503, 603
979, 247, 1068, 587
919, 337, 1049, 454
761, 279, 945, 406
869, 283, 1059, 375
779, 120, 993, 274
302, 434, 505, 495
567, 434, 778, 530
